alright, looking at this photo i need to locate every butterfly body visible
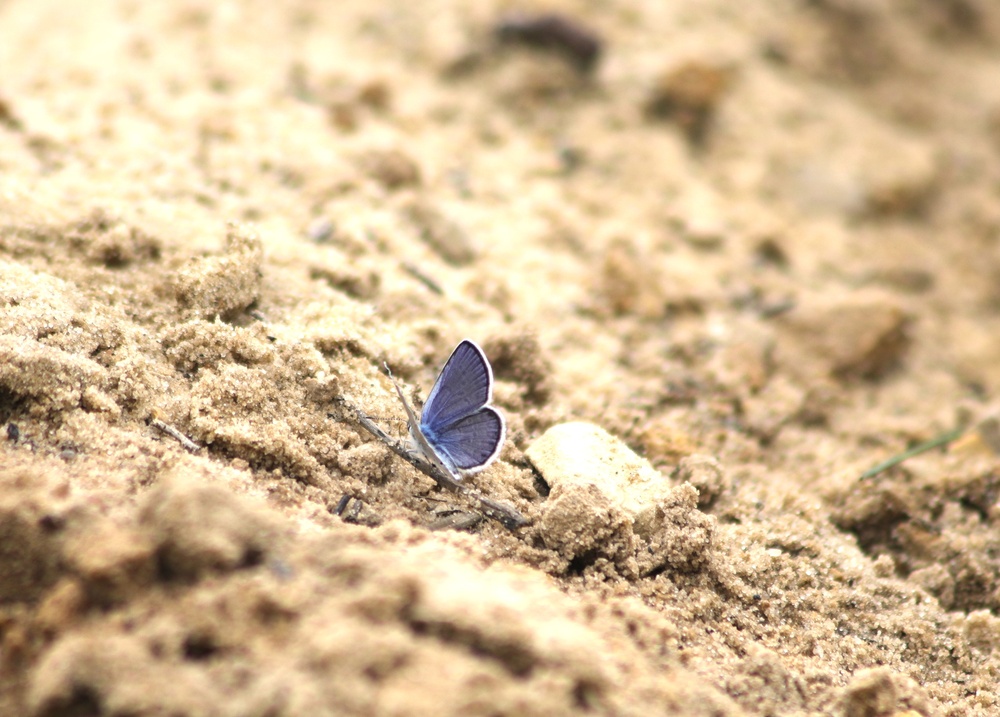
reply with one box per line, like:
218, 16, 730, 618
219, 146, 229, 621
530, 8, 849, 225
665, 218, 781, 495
390, 340, 506, 479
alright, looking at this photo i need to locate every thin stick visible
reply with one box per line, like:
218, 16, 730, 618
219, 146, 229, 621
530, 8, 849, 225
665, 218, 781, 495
859, 427, 965, 480
151, 418, 201, 453
342, 400, 528, 529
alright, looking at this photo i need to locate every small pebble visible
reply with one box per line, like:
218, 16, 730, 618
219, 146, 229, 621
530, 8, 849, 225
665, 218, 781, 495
0, 95, 24, 131
359, 149, 421, 190
645, 61, 733, 145
495, 12, 603, 74
307, 218, 334, 243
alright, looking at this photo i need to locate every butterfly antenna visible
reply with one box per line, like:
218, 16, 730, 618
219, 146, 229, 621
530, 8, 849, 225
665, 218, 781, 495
384, 361, 423, 435
384, 361, 406, 403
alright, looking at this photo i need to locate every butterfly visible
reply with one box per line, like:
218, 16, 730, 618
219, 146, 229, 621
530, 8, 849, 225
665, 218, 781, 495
389, 340, 506, 479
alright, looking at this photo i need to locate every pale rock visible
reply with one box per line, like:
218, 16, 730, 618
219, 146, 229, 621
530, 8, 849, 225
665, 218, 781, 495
526, 422, 715, 575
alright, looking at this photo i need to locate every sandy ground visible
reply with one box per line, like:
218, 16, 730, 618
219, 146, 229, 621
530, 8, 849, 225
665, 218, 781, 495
4, 1, 1000, 715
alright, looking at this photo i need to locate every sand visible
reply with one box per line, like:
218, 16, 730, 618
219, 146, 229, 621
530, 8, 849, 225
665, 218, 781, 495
3, 1, 1000, 715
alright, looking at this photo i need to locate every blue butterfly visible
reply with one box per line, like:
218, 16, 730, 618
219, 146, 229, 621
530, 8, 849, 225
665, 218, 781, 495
390, 340, 506, 479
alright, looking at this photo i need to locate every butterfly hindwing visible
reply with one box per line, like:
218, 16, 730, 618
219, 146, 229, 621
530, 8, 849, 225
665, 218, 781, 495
424, 406, 506, 475
420, 340, 494, 433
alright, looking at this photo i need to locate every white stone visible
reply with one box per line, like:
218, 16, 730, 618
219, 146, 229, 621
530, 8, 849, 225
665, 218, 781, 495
526, 422, 715, 575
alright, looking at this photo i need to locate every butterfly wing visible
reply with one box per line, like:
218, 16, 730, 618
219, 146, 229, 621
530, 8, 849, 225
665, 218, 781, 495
424, 405, 506, 475
420, 340, 494, 431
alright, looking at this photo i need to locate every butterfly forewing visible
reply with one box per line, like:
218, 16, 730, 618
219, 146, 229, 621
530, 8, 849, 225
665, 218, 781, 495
425, 406, 506, 474
420, 340, 494, 432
